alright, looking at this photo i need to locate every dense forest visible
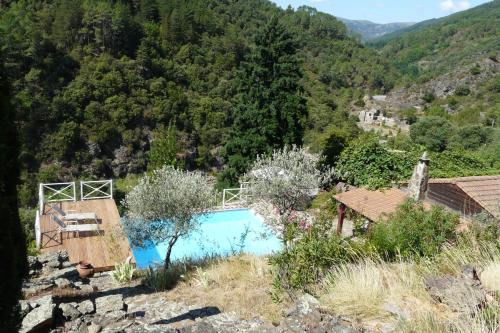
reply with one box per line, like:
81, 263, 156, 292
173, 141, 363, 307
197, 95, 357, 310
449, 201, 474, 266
1, 0, 499, 254
0, 0, 397, 206
370, 0, 499, 82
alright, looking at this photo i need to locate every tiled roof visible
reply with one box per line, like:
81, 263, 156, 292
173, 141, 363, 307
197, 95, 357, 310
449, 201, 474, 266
428, 175, 500, 218
334, 188, 408, 221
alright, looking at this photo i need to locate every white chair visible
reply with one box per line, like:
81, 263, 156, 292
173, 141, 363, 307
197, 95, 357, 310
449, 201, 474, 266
51, 215, 100, 240
49, 204, 98, 223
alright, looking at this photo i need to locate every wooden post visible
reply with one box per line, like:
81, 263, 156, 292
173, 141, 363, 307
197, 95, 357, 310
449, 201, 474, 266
337, 203, 346, 235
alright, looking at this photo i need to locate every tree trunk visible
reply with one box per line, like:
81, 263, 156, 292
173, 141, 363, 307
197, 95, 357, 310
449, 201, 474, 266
164, 236, 179, 270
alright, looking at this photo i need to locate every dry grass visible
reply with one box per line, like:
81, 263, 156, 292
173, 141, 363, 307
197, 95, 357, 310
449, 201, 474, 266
319, 259, 446, 322
164, 254, 286, 323
318, 239, 500, 332
481, 263, 500, 293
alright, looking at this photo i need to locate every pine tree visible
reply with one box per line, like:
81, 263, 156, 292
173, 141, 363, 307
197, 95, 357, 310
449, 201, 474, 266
0, 62, 27, 331
222, 15, 307, 185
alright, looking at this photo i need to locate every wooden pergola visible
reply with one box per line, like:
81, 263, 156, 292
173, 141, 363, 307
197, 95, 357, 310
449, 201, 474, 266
334, 188, 409, 234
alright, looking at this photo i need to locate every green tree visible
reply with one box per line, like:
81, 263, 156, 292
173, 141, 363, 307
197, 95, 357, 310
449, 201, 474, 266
52, 0, 83, 51
122, 167, 216, 269
320, 127, 358, 167
449, 125, 493, 150
223, 15, 307, 185
0, 64, 27, 331
410, 116, 453, 152
148, 122, 179, 171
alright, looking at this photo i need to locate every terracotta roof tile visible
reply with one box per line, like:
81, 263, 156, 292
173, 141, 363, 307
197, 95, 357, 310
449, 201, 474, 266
334, 188, 408, 221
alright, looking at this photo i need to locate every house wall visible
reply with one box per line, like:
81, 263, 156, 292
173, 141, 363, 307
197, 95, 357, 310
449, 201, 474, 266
427, 183, 485, 216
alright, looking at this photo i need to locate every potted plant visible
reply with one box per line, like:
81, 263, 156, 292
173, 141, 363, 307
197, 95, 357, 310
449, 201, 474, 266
77, 260, 94, 278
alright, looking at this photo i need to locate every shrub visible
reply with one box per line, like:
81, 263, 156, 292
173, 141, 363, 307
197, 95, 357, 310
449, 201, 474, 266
368, 200, 459, 259
454, 85, 471, 96
269, 217, 371, 294
410, 116, 453, 152
470, 65, 481, 75
400, 108, 417, 124
143, 266, 183, 291
19, 208, 38, 256
448, 125, 493, 150
422, 91, 436, 103
111, 262, 135, 284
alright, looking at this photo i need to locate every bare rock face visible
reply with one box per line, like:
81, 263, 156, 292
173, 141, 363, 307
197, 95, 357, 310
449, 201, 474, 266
424, 266, 488, 316
20, 296, 56, 333
19, 300, 33, 318
95, 294, 125, 314
59, 303, 81, 321
280, 294, 358, 333
77, 300, 95, 315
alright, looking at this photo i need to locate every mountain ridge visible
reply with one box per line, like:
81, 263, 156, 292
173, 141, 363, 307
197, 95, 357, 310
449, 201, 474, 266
337, 17, 414, 41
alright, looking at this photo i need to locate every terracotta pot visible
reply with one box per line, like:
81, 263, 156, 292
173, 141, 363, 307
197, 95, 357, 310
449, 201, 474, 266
77, 260, 94, 278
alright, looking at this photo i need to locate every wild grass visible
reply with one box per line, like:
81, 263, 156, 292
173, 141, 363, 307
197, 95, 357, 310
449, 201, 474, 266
140, 254, 219, 292
164, 254, 285, 323
319, 259, 441, 321
318, 237, 500, 332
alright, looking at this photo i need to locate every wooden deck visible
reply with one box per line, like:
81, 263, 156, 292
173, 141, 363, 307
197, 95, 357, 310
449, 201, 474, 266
39, 199, 134, 272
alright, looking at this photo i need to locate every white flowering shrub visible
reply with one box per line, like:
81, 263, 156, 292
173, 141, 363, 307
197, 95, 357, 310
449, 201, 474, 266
246, 146, 328, 213
122, 166, 216, 269
246, 146, 331, 242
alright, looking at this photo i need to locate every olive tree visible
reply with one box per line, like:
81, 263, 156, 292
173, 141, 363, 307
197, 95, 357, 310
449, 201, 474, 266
122, 166, 216, 269
246, 146, 331, 242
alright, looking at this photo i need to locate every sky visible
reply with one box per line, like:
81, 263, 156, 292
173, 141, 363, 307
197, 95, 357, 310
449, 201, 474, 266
272, 0, 492, 23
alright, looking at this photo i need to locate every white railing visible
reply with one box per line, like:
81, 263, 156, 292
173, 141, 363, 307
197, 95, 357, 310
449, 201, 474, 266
39, 182, 76, 213
35, 210, 41, 249
222, 182, 251, 209
81, 179, 113, 200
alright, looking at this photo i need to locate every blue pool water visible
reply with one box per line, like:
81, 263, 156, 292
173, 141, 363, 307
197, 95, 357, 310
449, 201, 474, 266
132, 209, 282, 268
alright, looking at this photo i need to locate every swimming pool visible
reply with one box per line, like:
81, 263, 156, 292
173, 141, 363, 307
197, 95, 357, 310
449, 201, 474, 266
131, 209, 282, 268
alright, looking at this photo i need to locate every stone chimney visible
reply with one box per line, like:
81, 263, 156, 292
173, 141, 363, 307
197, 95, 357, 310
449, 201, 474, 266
407, 152, 430, 201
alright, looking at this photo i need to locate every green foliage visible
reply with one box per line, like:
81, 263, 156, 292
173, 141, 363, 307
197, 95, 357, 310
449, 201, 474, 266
425, 106, 448, 118
368, 200, 459, 259
142, 266, 182, 292
454, 85, 471, 96
19, 208, 38, 256
467, 212, 500, 243
410, 117, 453, 152
335, 135, 415, 189
422, 91, 436, 103
113, 174, 141, 215
223, 16, 307, 184
372, 1, 500, 81
470, 64, 481, 75
148, 122, 180, 171
1, 0, 397, 191
449, 125, 493, 150
269, 217, 370, 292
477, 129, 500, 168
111, 262, 136, 284
428, 149, 494, 178
319, 127, 360, 167
337, 132, 499, 188
400, 108, 417, 124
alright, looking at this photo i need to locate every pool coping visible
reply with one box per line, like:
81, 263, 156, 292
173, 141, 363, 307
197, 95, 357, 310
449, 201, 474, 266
210, 207, 266, 223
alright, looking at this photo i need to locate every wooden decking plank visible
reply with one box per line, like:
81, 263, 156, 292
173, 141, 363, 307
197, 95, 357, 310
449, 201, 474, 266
39, 199, 133, 272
